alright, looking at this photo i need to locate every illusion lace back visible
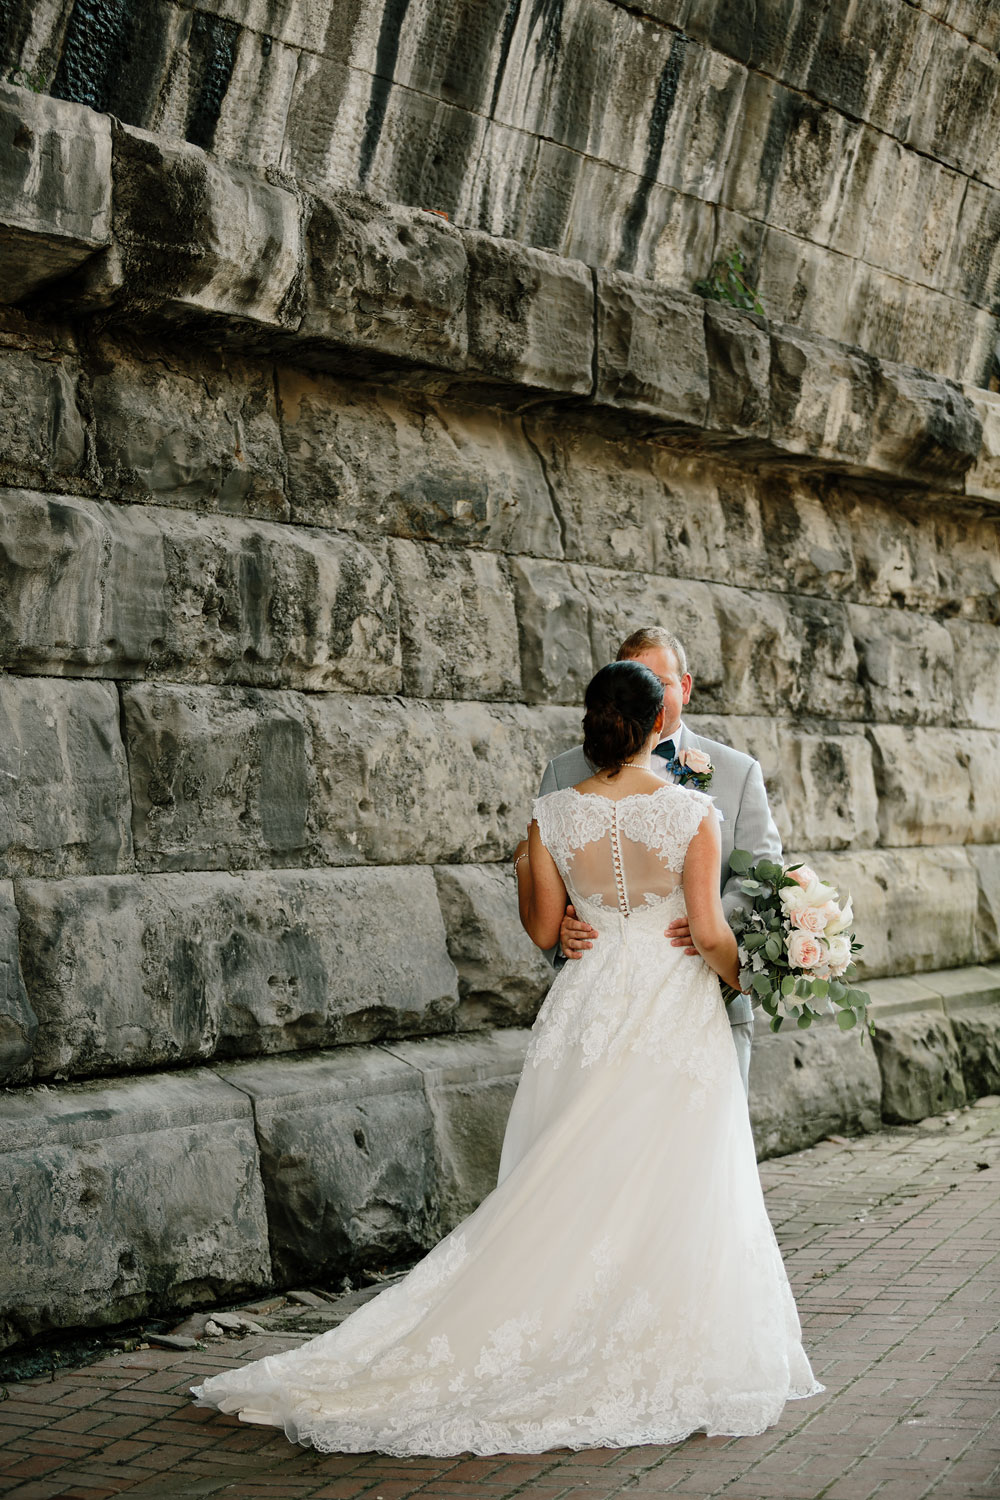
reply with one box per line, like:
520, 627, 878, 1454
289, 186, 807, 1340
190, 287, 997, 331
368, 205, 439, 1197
192, 782, 821, 1455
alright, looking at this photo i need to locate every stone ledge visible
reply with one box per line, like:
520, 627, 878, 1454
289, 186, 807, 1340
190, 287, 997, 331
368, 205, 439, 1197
0, 83, 111, 303
0, 1068, 271, 1349
2, 89, 995, 502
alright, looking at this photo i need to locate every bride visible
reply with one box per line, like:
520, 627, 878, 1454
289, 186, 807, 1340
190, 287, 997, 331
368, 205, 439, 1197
192, 659, 821, 1454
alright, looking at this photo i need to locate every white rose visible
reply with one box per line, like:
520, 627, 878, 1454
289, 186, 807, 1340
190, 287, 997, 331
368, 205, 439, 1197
825, 934, 852, 971
786, 930, 825, 969
779, 884, 809, 913
679, 747, 712, 774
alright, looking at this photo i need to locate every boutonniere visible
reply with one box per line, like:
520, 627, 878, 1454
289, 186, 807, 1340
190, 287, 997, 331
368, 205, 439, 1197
666, 747, 714, 790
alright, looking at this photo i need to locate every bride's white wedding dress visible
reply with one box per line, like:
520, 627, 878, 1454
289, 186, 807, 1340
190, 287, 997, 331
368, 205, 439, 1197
192, 782, 821, 1454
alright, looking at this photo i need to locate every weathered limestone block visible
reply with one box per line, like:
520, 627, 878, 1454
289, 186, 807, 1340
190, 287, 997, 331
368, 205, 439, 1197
749, 1024, 882, 1160
277, 369, 561, 557
805, 847, 979, 980
298, 193, 467, 374
968, 845, 1000, 963
848, 604, 955, 724
757, 477, 857, 599
384, 1030, 530, 1231
433, 866, 551, 1030
932, 512, 1000, 626
110, 123, 304, 330
776, 730, 879, 852
0, 490, 400, 691
510, 557, 594, 707
0, 344, 87, 490
308, 696, 580, 867
714, 588, 862, 719
951, 1005, 1000, 1100
462, 231, 593, 396
595, 273, 710, 426
943, 969, 1000, 1097
0, 1070, 270, 1348
584, 570, 724, 698
521, 421, 660, 575
512, 554, 728, 699
838, 490, 940, 613
869, 726, 1000, 847
387, 539, 521, 700
872, 1012, 968, 1123
963, 387, 1000, 503
768, 325, 873, 467
124, 685, 312, 873
89, 335, 288, 519
0, 880, 34, 1084
0, 83, 111, 301
522, 421, 769, 585
216, 1049, 438, 1283
866, 362, 982, 489
703, 301, 771, 441
0, 677, 132, 878
16, 868, 458, 1080
947, 620, 1000, 730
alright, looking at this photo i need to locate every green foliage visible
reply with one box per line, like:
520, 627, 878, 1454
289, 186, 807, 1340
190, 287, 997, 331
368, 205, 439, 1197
8, 66, 47, 92
694, 249, 765, 316
726, 846, 874, 1043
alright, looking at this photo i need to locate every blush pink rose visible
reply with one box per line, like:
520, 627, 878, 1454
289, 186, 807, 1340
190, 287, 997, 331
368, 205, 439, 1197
790, 905, 829, 934
787, 864, 819, 889
678, 747, 712, 774
786, 929, 824, 969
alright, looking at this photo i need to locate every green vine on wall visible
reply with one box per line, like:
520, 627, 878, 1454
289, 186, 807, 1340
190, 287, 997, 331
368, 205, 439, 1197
8, 67, 47, 93
694, 249, 765, 316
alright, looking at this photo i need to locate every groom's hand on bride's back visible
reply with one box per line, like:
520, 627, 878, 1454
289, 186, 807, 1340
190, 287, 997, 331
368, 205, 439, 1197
666, 916, 699, 957
560, 904, 598, 959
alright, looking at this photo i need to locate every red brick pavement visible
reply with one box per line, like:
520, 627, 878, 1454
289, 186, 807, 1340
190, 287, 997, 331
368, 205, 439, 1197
2, 1101, 998, 1500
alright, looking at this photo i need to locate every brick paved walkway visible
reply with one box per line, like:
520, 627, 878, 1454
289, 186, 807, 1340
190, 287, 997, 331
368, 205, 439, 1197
2, 1100, 998, 1500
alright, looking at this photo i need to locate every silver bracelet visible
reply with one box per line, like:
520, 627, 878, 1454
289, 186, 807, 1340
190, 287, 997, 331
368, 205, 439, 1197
513, 853, 528, 875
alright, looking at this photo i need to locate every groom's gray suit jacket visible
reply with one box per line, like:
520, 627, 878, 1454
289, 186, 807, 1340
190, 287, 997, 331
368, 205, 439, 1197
537, 723, 782, 1027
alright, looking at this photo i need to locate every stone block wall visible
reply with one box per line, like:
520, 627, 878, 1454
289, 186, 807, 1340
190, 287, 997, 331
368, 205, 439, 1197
5, 0, 1000, 383
0, 68, 999, 1349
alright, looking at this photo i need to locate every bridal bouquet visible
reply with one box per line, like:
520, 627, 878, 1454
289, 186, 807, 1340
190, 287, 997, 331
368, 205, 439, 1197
724, 851, 874, 1037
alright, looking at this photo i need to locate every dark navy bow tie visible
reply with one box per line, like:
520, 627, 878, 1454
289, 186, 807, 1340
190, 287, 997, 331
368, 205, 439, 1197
653, 740, 676, 761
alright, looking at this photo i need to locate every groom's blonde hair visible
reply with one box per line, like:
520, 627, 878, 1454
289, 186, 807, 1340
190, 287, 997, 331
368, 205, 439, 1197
617, 626, 688, 677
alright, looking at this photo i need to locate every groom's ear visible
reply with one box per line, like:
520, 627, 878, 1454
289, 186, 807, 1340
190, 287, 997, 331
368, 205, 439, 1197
681, 673, 693, 704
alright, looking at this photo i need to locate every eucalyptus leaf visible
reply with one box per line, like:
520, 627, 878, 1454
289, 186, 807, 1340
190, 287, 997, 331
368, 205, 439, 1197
770, 1015, 784, 1032
752, 972, 772, 997
797, 1011, 813, 1028
781, 975, 795, 997
836, 1009, 857, 1031
764, 936, 781, 961
729, 849, 753, 874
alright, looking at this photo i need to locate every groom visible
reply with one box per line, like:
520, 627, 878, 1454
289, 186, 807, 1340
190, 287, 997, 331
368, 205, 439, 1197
536, 625, 782, 1095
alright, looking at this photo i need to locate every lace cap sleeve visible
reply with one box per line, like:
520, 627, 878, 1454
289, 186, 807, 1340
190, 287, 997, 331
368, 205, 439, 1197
630, 785, 718, 872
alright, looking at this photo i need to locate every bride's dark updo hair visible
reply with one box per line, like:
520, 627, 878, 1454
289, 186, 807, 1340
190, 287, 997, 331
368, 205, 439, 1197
583, 660, 664, 775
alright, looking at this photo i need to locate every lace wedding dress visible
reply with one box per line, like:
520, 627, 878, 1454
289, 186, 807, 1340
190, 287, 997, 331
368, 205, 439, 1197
192, 783, 821, 1454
